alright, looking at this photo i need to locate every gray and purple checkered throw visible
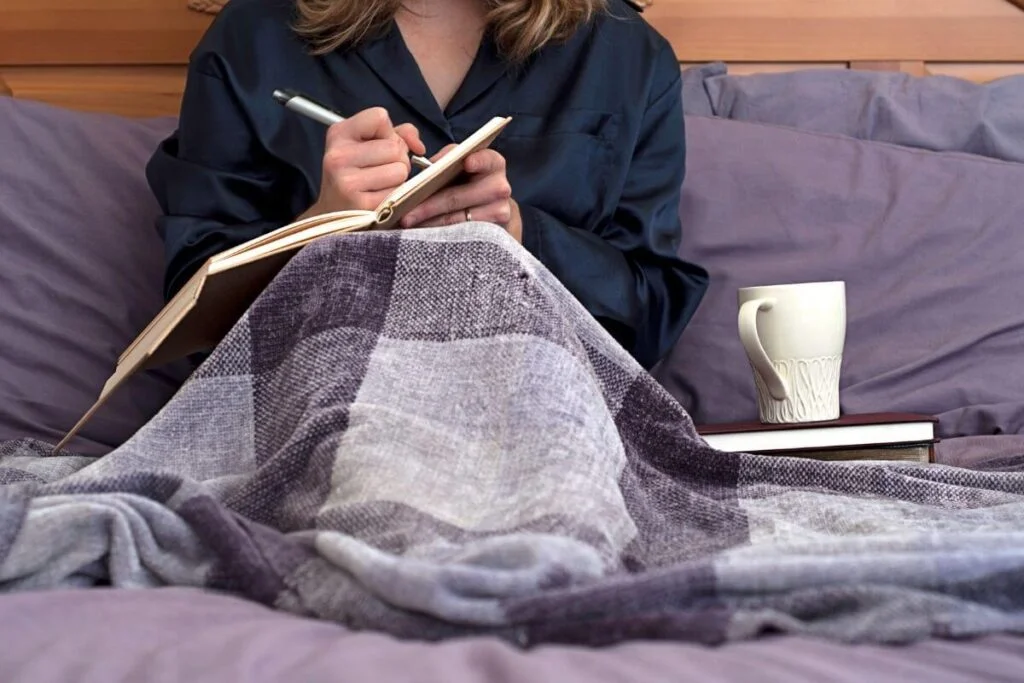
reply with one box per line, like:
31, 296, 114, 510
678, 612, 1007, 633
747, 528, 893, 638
2, 223, 1024, 646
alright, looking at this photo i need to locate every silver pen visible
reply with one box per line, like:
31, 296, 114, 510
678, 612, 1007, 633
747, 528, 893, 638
272, 89, 432, 169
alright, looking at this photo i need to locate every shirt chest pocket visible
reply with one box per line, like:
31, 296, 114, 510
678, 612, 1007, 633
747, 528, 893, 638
488, 109, 621, 227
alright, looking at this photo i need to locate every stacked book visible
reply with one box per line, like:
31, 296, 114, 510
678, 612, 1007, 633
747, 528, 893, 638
696, 413, 938, 463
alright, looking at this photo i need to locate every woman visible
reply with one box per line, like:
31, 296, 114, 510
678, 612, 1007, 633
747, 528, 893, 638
146, 0, 708, 369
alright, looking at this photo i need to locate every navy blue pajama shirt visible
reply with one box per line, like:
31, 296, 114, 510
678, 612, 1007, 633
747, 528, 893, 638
146, 0, 708, 369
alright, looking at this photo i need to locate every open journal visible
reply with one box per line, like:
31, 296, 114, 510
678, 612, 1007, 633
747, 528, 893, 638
55, 115, 512, 451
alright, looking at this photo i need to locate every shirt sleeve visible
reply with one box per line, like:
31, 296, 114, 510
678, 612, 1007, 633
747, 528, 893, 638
145, 60, 301, 300
516, 68, 709, 370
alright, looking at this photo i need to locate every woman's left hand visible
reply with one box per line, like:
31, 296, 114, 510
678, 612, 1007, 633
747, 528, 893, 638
398, 147, 523, 243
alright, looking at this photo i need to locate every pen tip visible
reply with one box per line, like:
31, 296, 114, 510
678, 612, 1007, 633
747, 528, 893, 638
272, 89, 296, 104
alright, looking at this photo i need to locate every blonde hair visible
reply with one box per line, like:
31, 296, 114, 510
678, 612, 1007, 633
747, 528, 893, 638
293, 0, 608, 63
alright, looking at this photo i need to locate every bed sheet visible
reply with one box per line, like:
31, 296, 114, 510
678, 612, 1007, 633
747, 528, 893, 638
0, 586, 1021, 683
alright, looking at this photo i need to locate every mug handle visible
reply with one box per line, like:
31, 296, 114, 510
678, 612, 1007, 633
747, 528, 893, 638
737, 298, 789, 401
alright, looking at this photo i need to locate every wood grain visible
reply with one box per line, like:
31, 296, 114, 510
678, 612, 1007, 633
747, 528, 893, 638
926, 62, 1024, 82
0, 75, 11, 97
646, 1, 1024, 63
0, 0, 211, 66
849, 61, 928, 77
0, 67, 186, 117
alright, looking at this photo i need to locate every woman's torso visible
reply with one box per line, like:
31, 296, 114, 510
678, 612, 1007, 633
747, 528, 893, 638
183, 0, 681, 234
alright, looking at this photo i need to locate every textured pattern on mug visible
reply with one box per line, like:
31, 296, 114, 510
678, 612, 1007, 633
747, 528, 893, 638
752, 355, 842, 424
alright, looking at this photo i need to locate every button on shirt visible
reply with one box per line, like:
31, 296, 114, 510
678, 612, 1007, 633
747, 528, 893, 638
146, 0, 709, 368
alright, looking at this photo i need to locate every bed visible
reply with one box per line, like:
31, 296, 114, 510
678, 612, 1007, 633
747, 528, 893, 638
2, 1, 1024, 681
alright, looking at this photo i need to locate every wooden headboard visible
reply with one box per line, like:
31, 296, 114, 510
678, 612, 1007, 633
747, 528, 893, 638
3, 0, 1024, 118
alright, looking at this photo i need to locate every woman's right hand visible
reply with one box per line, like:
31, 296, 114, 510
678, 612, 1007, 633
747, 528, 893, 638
302, 107, 425, 217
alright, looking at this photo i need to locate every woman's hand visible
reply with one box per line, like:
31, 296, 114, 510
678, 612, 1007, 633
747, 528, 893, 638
399, 147, 523, 243
300, 107, 425, 218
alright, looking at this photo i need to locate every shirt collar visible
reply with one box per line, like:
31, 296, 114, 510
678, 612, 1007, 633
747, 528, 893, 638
355, 20, 509, 138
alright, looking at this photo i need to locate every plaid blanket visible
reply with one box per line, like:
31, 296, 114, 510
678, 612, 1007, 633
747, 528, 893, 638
2, 224, 1024, 646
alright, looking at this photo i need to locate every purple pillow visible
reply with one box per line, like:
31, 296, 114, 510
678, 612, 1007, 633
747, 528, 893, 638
0, 98, 191, 455
655, 115, 1024, 438
680, 62, 725, 117
703, 68, 1024, 164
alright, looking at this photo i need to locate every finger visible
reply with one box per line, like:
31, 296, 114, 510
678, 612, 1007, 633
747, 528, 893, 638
457, 199, 512, 227
429, 143, 459, 164
463, 149, 506, 175
394, 123, 426, 156
324, 137, 411, 171
356, 189, 399, 211
400, 185, 480, 228
348, 106, 397, 141
437, 199, 511, 227
324, 107, 392, 148
404, 199, 512, 230
332, 161, 409, 195
402, 171, 512, 227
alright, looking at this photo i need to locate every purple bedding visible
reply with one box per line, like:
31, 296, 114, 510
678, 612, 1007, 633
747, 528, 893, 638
2, 65, 1024, 681
2, 438, 1020, 683
698, 67, 1024, 164
0, 585, 1021, 683
658, 114, 1024, 437
4, 230, 1024, 652
0, 98, 189, 455
937, 436, 1024, 471
3, 235, 1024, 683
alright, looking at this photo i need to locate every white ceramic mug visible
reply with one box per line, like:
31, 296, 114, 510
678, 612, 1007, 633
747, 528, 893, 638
737, 281, 847, 424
